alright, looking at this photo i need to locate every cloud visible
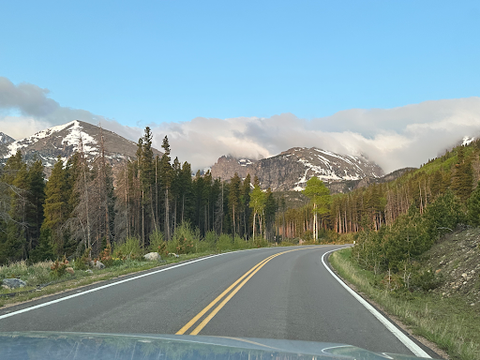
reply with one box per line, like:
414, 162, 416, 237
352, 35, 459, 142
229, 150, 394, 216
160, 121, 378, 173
152, 98, 480, 173
0, 77, 59, 117
1, 77, 480, 173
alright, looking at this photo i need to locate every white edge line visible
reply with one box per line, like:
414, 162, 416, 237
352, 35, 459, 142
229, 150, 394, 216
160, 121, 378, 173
0, 253, 229, 320
321, 248, 432, 359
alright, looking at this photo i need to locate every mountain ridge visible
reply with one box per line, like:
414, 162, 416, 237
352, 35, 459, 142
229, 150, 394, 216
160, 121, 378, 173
211, 147, 384, 192
0, 120, 162, 170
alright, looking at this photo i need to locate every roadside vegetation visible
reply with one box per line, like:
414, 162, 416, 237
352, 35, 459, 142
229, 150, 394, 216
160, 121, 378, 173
330, 247, 480, 360
1, 222, 314, 308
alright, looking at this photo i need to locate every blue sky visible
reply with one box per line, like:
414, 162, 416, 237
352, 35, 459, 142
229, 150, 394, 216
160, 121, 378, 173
2, 0, 479, 125
1, 1, 480, 171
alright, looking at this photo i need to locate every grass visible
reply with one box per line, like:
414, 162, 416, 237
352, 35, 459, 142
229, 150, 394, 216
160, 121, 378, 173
0, 251, 220, 308
329, 248, 480, 360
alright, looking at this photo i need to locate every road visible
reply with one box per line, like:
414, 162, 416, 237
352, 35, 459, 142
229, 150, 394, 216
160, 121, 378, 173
0, 245, 436, 357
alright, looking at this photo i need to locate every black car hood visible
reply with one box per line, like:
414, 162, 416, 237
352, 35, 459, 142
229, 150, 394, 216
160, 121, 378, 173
0, 332, 434, 360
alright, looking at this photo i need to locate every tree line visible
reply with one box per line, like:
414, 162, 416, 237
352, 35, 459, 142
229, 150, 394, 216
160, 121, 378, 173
0, 127, 279, 265
276, 142, 480, 241
2, 125, 479, 266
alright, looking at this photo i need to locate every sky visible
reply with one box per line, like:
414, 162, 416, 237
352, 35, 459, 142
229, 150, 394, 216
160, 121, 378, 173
1, 0, 480, 172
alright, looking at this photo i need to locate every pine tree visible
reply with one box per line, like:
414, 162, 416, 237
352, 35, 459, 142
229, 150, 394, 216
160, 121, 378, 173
26, 158, 45, 253
451, 152, 473, 202
42, 156, 69, 255
160, 135, 173, 240
467, 181, 480, 226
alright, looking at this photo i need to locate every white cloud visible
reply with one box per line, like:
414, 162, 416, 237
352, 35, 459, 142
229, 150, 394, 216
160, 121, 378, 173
1, 76, 480, 173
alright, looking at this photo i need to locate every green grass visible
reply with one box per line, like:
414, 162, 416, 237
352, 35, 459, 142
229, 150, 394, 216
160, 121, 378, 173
329, 248, 480, 360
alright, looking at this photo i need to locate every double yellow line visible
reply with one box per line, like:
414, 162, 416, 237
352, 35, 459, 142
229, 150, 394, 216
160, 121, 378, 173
176, 248, 303, 335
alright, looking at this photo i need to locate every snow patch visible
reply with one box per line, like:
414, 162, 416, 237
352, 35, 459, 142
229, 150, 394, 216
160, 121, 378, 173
238, 158, 253, 167
462, 136, 475, 146
6, 120, 98, 158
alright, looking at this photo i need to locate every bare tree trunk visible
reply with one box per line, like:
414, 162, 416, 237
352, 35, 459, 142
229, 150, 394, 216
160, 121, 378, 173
165, 187, 170, 240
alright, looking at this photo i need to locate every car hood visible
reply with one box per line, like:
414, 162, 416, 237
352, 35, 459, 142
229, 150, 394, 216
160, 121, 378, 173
0, 332, 434, 360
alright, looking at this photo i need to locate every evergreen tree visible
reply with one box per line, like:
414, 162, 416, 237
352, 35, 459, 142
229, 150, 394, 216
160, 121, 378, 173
42, 156, 69, 255
159, 135, 173, 240
25, 158, 46, 253
264, 188, 277, 241
451, 153, 473, 202
467, 181, 480, 226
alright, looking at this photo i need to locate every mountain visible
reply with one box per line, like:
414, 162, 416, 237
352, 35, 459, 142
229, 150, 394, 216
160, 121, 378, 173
211, 147, 384, 192
0, 132, 15, 145
0, 132, 15, 158
0, 120, 162, 170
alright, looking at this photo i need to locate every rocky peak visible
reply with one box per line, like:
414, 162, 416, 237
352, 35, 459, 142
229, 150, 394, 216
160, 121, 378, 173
0, 132, 15, 145
211, 147, 384, 192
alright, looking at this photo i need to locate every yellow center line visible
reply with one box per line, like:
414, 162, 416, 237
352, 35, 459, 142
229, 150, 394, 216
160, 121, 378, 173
176, 247, 307, 335
176, 253, 278, 335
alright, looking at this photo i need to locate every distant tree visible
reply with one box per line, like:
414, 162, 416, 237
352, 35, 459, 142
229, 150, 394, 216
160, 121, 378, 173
229, 173, 241, 236
159, 135, 173, 240
303, 176, 330, 241
249, 185, 265, 239
264, 188, 277, 241
241, 174, 251, 239
467, 181, 480, 226
451, 151, 473, 202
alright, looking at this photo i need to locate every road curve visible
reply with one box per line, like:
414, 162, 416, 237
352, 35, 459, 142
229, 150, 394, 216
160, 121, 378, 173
0, 245, 435, 357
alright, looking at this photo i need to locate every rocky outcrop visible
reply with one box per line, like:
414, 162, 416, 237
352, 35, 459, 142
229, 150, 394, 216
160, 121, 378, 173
424, 227, 480, 306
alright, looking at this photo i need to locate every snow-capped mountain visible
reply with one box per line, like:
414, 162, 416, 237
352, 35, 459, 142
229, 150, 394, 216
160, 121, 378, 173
0, 132, 15, 145
0, 120, 161, 169
211, 147, 384, 192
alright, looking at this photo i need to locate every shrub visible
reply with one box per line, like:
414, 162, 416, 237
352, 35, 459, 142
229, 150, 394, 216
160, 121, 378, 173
73, 248, 91, 270
216, 234, 233, 251
149, 230, 164, 253
50, 256, 69, 278
411, 268, 442, 292
170, 223, 199, 254
251, 236, 267, 248
234, 235, 250, 249
114, 237, 143, 259
98, 244, 113, 267
204, 231, 217, 246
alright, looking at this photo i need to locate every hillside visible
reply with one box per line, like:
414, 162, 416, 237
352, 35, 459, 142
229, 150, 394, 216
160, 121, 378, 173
423, 227, 480, 307
211, 147, 384, 192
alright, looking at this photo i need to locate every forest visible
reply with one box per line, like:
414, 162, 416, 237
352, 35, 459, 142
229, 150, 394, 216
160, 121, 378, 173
1, 126, 480, 271
0, 127, 279, 265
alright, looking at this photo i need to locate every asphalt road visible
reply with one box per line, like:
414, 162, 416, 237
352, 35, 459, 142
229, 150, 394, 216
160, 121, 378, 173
0, 245, 436, 357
